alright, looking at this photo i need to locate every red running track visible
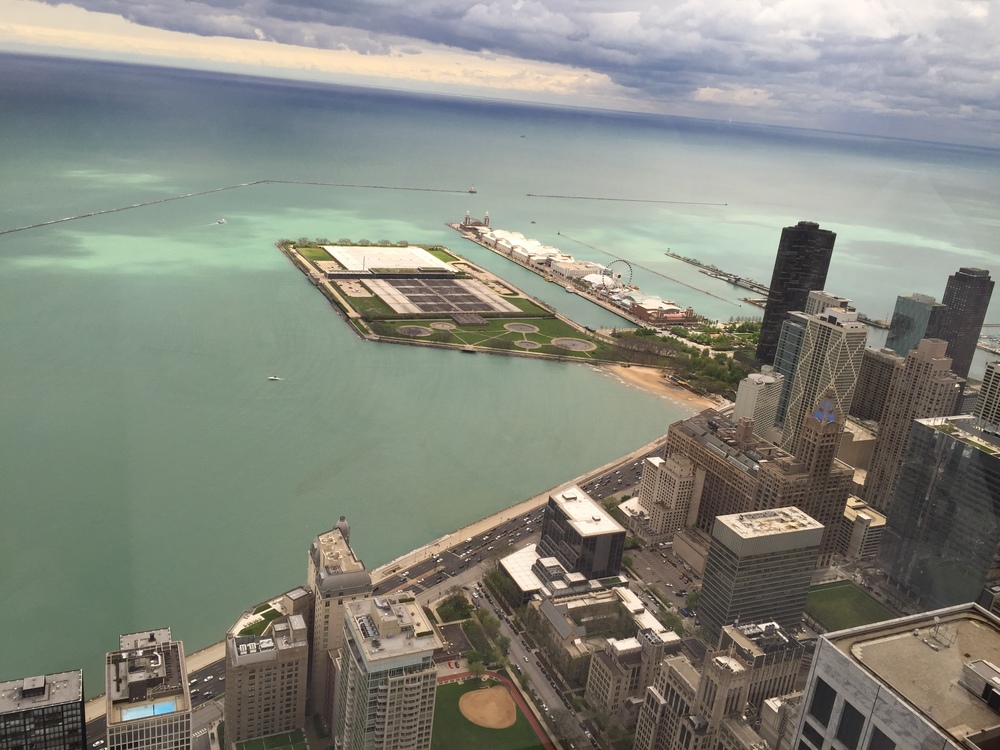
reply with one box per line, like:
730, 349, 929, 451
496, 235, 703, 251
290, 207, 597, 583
439, 671, 556, 750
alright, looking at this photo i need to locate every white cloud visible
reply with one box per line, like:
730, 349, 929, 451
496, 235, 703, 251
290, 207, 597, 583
3, 0, 999, 143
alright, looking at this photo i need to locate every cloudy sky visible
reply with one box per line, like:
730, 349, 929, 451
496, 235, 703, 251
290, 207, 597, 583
2, 0, 998, 145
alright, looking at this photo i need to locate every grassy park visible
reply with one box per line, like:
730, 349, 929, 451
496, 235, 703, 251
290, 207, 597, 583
431, 681, 545, 750
805, 581, 896, 632
236, 729, 307, 750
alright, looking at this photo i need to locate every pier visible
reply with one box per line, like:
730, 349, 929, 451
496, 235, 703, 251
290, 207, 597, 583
449, 223, 674, 328
665, 250, 771, 295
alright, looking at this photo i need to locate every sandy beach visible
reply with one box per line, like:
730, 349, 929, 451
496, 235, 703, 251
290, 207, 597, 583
602, 364, 717, 411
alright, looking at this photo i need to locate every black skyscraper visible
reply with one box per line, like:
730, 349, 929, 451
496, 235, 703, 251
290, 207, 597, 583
939, 267, 994, 379
755, 221, 837, 366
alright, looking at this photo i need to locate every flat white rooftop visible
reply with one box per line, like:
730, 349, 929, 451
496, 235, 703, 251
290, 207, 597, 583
551, 485, 625, 537
716, 507, 823, 539
0, 670, 82, 713
322, 245, 453, 272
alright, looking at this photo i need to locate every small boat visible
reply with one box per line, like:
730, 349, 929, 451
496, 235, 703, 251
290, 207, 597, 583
468, 186, 477, 194
565, 285, 575, 293
217, 218, 227, 224
267, 376, 282, 381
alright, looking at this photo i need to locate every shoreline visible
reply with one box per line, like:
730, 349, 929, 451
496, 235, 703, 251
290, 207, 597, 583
602, 364, 717, 411
84, 431, 676, 721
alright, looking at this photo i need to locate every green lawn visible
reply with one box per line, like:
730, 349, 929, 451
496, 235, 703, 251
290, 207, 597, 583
295, 246, 333, 264
239, 608, 284, 637
805, 581, 896, 632
432, 681, 545, 750
379, 317, 613, 359
426, 247, 459, 263
503, 297, 550, 315
236, 730, 307, 750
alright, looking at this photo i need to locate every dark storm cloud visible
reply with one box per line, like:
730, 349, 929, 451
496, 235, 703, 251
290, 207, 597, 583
42, 0, 1000, 135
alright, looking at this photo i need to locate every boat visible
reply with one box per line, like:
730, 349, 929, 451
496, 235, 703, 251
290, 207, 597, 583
267, 376, 282, 381
468, 186, 477, 194
217, 218, 227, 224
565, 285, 575, 293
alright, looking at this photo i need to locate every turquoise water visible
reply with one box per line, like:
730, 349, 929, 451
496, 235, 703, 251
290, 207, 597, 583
1, 54, 999, 694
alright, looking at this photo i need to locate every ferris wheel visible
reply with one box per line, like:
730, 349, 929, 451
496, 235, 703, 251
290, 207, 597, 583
600, 259, 634, 291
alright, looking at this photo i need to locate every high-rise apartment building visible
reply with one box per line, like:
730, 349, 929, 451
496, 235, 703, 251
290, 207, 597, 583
733, 368, 784, 434
940, 267, 994, 379
537, 486, 626, 578
0, 671, 86, 750
794, 603, 1000, 750
756, 392, 854, 567
975, 360, 1000, 428
804, 290, 852, 316
756, 221, 837, 366
863, 339, 963, 513
878, 415, 1000, 610
838, 497, 886, 562
333, 593, 441, 750
698, 508, 822, 644
633, 455, 697, 539
224, 615, 309, 748
773, 311, 810, 427
633, 621, 801, 750
306, 517, 372, 728
884, 292, 948, 357
781, 308, 867, 452
849, 347, 904, 422
105, 629, 191, 750
584, 628, 671, 728
665, 411, 792, 537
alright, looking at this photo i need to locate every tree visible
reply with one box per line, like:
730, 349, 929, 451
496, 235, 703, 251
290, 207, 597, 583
469, 660, 486, 679
685, 590, 701, 609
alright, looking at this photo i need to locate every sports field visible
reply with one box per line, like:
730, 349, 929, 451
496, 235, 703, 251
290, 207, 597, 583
805, 581, 896, 632
432, 680, 545, 750
235, 729, 307, 750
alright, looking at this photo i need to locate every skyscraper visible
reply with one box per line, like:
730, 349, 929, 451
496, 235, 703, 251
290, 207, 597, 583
939, 267, 994, 379
877, 415, 1000, 610
781, 308, 867, 452
537, 486, 626, 578
756, 221, 837, 366
794, 603, 1000, 750
772, 311, 810, 427
884, 292, 948, 357
306, 517, 373, 729
105, 630, 191, 750
975, 360, 1000, 428
224, 614, 309, 748
733, 367, 784, 434
756, 391, 855, 567
698, 507, 822, 644
848, 347, 904, 422
634, 454, 697, 539
0, 671, 86, 750
634, 621, 802, 750
863, 339, 964, 513
333, 593, 441, 750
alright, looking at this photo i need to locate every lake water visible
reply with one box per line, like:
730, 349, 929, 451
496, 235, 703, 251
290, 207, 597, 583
1, 53, 998, 694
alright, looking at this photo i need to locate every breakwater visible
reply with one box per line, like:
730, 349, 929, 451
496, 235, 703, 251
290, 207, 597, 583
0, 180, 473, 235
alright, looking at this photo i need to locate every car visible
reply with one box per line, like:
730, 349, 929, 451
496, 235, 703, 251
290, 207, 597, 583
92, 741, 105, 748
402, 570, 410, 577
524, 656, 530, 662
203, 675, 214, 682
191, 689, 200, 697
204, 691, 214, 698
189, 678, 198, 685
